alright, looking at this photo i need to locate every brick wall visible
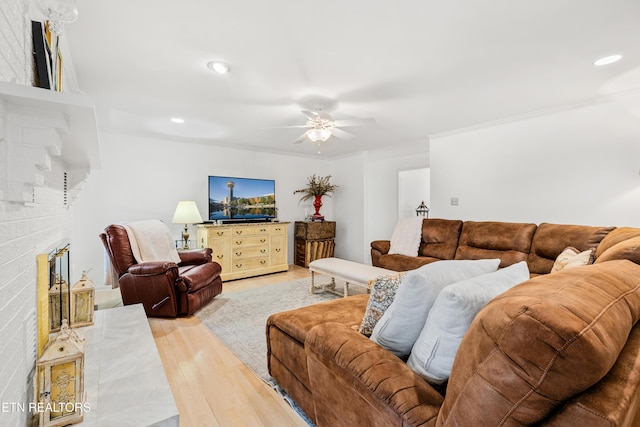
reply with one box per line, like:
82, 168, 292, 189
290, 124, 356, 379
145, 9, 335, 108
0, 1, 73, 425
0, 0, 31, 85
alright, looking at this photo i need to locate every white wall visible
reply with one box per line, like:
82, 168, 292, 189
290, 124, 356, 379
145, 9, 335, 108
364, 141, 430, 261
398, 167, 430, 219
430, 92, 640, 227
71, 131, 333, 287
330, 153, 366, 262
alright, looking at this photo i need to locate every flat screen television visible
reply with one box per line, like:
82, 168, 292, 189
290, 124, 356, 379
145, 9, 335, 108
208, 175, 276, 222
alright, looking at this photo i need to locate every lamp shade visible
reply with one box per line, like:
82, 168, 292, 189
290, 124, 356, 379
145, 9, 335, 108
172, 201, 203, 224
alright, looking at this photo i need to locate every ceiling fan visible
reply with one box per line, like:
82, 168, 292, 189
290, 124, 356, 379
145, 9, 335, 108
272, 108, 376, 145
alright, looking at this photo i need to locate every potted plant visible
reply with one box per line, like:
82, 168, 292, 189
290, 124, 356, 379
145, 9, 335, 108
294, 174, 338, 221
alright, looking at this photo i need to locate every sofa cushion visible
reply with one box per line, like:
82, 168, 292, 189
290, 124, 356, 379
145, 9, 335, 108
595, 235, 640, 266
359, 272, 407, 337
454, 221, 537, 268
437, 260, 640, 426
550, 246, 595, 273
374, 254, 440, 272
527, 223, 614, 275
407, 261, 529, 385
370, 259, 500, 359
418, 218, 464, 260
595, 227, 640, 258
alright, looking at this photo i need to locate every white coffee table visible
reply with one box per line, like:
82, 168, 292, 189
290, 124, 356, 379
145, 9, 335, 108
308, 257, 395, 297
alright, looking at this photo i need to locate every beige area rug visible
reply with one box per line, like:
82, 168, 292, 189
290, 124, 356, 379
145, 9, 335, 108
196, 275, 368, 383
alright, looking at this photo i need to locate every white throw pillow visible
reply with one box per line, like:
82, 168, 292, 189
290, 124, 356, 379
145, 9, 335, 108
551, 246, 595, 273
370, 259, 501, 359
388, 217, 424, 257
407, 261, 530, 384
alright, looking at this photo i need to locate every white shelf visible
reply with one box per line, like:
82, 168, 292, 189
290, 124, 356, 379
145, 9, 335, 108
0, 81, 101, 203
0, 81, 101, 171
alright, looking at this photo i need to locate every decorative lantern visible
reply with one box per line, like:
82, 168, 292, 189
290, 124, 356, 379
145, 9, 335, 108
71, 271, 94, 327
416, 200, 430, 217
37, 320, 86, 427
48, 275, 69, 333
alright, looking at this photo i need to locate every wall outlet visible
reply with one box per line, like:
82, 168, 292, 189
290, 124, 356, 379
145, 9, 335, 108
450, 197, 459, 206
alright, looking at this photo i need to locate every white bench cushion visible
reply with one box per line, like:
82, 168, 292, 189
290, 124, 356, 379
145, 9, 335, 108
309, 257, 395, 286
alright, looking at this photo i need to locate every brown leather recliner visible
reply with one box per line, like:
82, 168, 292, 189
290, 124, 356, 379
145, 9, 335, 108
100, 224, 223, 317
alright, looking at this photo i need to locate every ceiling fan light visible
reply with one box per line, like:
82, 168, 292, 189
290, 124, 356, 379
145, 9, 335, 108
306, 128, 332, 142
207, 61, 230, 74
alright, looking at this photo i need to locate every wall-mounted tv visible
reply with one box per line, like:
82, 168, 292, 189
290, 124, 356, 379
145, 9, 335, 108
208, 175, 276, 222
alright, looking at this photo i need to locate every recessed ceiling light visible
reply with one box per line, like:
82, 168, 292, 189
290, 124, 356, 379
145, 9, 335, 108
207, 61, 230, 74
593, 55, 622, 66
171, 117, 185, 124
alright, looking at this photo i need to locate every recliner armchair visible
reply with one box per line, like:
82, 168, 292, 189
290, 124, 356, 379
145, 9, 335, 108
100, 223, 223, 317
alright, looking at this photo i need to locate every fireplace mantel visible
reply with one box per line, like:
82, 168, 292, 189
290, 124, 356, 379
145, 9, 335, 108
0, 81, 101, 205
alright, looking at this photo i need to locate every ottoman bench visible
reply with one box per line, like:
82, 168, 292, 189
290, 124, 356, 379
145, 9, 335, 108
308, 257, 395, 297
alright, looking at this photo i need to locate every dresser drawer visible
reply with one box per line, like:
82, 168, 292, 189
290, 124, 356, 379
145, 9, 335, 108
231, 226, 269, 237
233, 246, 269, 259
231, 257, 269, 272
232, 236, 269, 247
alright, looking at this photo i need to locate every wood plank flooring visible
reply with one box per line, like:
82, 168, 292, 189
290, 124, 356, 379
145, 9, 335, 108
148, 265, 311, 427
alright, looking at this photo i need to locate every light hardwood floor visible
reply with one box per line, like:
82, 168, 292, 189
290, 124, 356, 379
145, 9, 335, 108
148, 265, 311, 427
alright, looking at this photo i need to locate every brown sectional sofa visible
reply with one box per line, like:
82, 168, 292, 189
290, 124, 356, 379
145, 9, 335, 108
266, 219, 640, 426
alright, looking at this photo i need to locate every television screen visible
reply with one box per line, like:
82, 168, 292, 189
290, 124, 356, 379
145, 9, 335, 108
208, 176, 276, 221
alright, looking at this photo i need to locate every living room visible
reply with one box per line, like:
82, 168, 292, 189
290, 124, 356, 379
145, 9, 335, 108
1, 1, 640, 426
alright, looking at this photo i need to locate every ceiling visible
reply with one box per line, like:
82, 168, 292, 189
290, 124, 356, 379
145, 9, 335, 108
63, 0, 640, 158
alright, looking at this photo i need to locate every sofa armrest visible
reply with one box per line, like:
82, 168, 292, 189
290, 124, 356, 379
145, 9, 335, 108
128, 261, 179, 276
371, 240, 391, 254
306, 322, 443, 427
371, 240, 391, 267
178, 248, 213, 265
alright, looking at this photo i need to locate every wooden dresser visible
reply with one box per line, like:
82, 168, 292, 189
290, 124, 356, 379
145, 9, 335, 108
294, 221, 336, 267
196, 222, 289, 281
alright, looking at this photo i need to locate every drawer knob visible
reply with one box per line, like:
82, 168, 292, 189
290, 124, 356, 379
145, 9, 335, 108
260, 260, 266, 265
260, 228, 266, 232
235, 263, 243, 268
235, 251, 242, 256
235, 230, 243, 235
235, 241, 242, 245
260, 249, 266, 253
216, 254, 224, 259
217, 231, 224, 236
260, 239, 266, 243
275, 248, 281, 252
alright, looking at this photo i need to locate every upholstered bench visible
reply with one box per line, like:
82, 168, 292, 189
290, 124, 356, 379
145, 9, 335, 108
308, 257, 394, 297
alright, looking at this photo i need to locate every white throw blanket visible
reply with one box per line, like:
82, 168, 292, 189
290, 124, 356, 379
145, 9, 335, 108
388, 217, 424, 257
124, 219, 182, 264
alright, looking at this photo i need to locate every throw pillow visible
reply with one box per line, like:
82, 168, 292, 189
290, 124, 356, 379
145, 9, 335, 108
551, 246, 595, 273
388, 217, 424, 257
594, 235, 640, 265
370, 258, 501, 359
406, 261, 530, 384
358, 272, 408, 337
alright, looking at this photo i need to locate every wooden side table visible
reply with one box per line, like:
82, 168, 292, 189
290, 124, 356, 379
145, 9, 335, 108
294, 221, 336, 267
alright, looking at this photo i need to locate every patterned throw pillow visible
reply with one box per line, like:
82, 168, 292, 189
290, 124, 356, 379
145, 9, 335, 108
551, 246, 595, 273
359, 272, 407, 337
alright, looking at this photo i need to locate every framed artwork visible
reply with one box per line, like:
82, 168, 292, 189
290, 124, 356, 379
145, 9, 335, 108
31, 21, 52, 89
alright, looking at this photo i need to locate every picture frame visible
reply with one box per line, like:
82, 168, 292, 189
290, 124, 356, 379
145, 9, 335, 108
31, 21, 52, 90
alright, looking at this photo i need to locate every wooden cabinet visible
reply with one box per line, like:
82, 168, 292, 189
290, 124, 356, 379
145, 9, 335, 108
197, 222, 289, 281
294, 221, 336, 267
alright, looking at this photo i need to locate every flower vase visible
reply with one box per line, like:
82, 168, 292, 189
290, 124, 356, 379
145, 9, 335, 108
312, 195, 324, 221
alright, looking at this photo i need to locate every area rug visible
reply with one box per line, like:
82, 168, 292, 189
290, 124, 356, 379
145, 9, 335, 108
196, 275, 360, 383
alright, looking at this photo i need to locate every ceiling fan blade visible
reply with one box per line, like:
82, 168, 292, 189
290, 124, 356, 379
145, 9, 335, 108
262, 124, 310, 129
292, 133, 308, 144
332, 128, 353, 140
333, 117, 376, 127
301, 110, 319, 120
